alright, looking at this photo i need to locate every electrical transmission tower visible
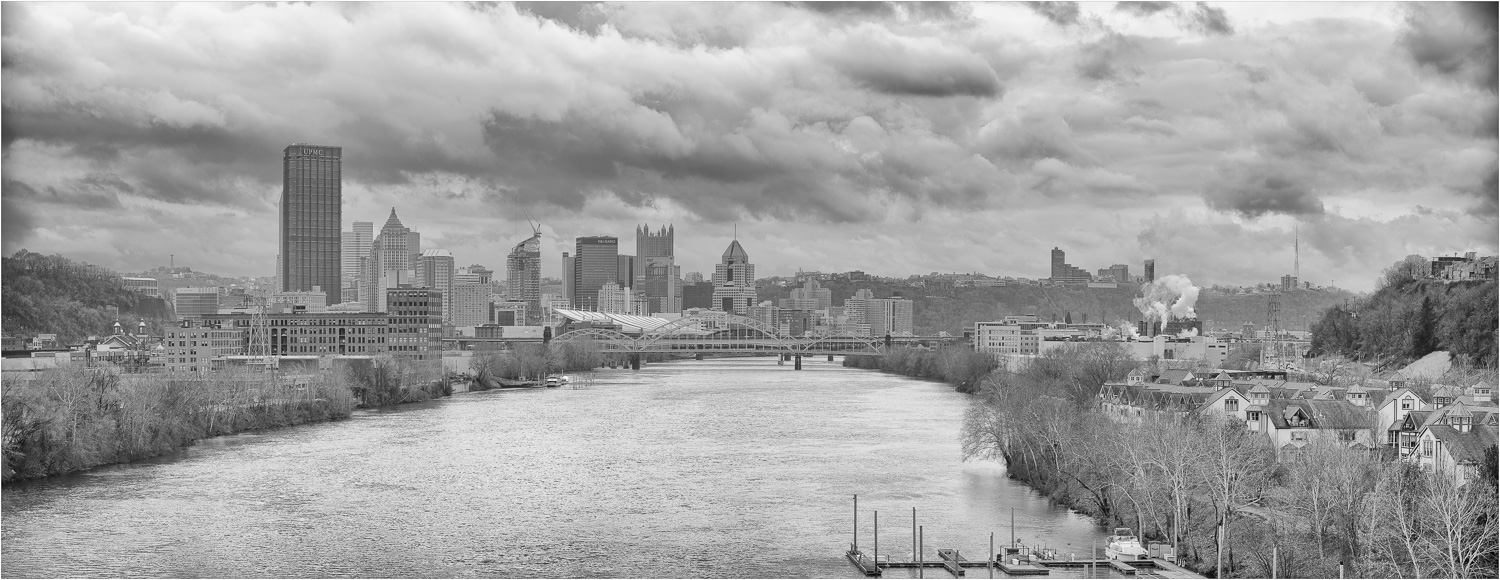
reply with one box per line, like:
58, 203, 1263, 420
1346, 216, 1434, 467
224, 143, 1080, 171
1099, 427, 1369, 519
1263, 292, 1282, 370
247, 294, 273, 369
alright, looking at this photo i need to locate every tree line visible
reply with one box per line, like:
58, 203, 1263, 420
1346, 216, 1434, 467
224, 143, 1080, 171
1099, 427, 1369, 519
3, 250, 175, 343
1309, 255, 1498, 368
959, 342, 1498, 578
843, 345, 997, 393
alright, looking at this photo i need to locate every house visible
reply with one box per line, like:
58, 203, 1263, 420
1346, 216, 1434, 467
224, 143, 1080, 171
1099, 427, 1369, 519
1411, 406, 1499, 487
1465, 381, 1494, 404
1196, 386, 1253, 424
1346, 384, 1372, 407
1098, 383, 1214, 422
1254, 399, 1379, 451
1392, 401, 1499, 459
1431, 384, 1462, 407
1155, 369, 1197, 386
1125, 369, 1148, 386
1377, 388, 1432, 447
1377, 371, 1409, 390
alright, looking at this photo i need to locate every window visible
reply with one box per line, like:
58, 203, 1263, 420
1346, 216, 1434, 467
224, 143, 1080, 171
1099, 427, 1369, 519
1422, 440, 1433, 457
1401, 399, 1412, 410
1291, 431, 1307, 442
1247, 411, 1261, 421
1339, 432, 1356, 443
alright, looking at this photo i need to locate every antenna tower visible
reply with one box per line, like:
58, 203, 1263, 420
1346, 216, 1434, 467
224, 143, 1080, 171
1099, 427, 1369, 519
1294, 224, 1300, 285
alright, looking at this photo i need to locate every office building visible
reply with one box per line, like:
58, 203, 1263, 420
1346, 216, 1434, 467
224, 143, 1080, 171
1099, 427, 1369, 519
165, 323, 245, 373
507, 233, 542, 324
712, 240, 756, 315
280, 144, 342, 305
843, 289, 874, 326
386, 287, 442, 361
682, 281, 715, 311
456, 264, 494, 285
597, 282, 634, 314
199, 311, 389, 356
780, 279, 832, 310
562, 252, 575, 309
271, 291, 329, 313
449, 283, 490, 328
341, 221, 373, 288
865, 297, 914, 337
572, 236, 621, 311
121, 277, 160, 298
1144, 259, 1156, 283
1097, 264, 1129, 284
417, 249, 456, 322
635, 224, 678, 314
973, 322, 1040, 357
365, 209, 421, 313
491, 300, 529, 326
174, 287, 221, 319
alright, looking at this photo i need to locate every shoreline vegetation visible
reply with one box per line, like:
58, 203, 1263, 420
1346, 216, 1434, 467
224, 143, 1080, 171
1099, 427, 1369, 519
856, 342, 1498, 578
1, 344, 606, 484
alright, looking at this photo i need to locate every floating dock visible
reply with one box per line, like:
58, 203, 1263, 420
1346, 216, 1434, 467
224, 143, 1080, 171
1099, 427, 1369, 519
995, 558, 1050, 575
845, 550, 882, 576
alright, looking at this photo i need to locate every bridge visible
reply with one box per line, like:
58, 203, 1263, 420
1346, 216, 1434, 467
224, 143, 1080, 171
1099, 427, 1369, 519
549, 310, 953, 367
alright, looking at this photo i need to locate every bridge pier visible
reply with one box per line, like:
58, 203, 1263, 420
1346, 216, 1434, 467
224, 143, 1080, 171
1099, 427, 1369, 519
828, 355, 834, 362
629, 354, 641, 370
694, 353, 704, 360
794, 355, 802, 370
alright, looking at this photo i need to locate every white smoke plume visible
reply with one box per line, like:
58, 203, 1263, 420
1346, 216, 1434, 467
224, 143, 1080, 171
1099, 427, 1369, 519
1118, 320, 1141, 340
1176, 327, 1200, 338
1134, 274, 1200, 323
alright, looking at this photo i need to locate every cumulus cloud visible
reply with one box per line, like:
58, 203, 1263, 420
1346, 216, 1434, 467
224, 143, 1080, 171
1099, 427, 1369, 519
0, 2, 1493, 290
1203, 161, 1326, 218
1400, 2, 1498, 92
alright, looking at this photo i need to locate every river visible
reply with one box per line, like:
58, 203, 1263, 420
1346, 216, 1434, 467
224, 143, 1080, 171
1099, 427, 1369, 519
2, 358, 1113, 578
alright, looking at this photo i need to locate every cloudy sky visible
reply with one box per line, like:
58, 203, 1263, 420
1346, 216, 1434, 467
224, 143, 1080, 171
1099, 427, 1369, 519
2, 1, 1496, 291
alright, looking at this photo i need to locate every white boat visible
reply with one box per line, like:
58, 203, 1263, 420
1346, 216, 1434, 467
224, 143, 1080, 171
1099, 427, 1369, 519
1105, 528, 1149, 560
544, 376, 561, 387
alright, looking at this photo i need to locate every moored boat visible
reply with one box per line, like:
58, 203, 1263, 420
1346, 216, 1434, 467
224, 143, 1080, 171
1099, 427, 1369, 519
1104, 528, 1149, 560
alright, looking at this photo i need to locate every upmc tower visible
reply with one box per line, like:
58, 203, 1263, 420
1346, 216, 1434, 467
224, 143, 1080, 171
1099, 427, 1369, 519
280, 144, 343, 305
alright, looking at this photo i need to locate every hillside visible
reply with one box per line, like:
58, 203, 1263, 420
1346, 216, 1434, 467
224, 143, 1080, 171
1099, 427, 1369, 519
1309, 275, 1497, 368
2, 250, 175, 343
757, 279, 1353, 336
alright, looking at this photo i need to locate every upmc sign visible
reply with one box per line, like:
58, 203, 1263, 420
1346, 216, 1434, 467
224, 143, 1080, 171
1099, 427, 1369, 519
300, 148, 339, 157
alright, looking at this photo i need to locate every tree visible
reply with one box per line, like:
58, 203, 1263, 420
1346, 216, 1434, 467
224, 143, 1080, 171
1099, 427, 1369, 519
1196, 417, 1276, 578
1379, 254, 1430, 290
1410, 296, 1439, 360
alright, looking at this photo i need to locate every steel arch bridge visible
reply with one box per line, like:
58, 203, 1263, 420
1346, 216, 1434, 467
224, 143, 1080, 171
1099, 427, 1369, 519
550, 313, 895, 356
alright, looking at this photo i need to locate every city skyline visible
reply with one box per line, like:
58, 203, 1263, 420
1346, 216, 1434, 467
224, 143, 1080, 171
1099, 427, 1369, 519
2, 2, 1496, 291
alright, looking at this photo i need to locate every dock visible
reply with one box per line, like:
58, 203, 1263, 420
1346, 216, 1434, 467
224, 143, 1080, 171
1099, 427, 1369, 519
845, 550, 882, 576
936, 549, 966, 577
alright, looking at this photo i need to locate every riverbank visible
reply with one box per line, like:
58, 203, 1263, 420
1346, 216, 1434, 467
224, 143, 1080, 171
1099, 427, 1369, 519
1, 362, 450, 483
842, 345, 996, 393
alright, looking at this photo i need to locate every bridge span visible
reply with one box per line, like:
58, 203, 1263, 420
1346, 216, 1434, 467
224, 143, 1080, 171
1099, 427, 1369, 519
549, 310, 953, 365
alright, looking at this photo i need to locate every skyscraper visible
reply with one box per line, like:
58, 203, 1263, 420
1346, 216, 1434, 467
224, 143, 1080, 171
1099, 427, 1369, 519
572, 236, 620, 311
1144, 259, 1156, 283
280, 144, 342, 305
506, 232, 542, 324
635, 224, 679, 314
712, 239, 756, 315
365, 209, 420, 313
417, 249, 455, 323
341, 221, 372, 304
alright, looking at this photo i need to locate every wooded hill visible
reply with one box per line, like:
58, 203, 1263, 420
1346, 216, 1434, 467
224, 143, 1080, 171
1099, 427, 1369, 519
2, 250, 175, 343
1309, 271, 1498, 369
756, 279, 1355, 336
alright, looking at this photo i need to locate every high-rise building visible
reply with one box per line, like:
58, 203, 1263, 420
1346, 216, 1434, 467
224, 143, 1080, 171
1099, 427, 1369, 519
781, 279, 832, 310
1144, 259, 1156, 283
682, 281, 715, 310
279, 144, 342, 305
1048, 247, 1091, 283
634, 224, 679, 314
844, 288, 874, 327
341, 221, 373, 286
449, 283, 490, 328
417, 249, 455, 322
365, 209, 420, 313
456, 264, 494, 285
572, 237, 621, 311
865, 297, 914, 337
712, 240, 756, 315
507, 233, 542, 324
386, 286, 442, 361
562, 252, 575, 308
684, 271, 705, 283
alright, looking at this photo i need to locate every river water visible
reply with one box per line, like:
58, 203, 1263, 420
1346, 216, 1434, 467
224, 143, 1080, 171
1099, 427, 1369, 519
3, 358, 1112, 578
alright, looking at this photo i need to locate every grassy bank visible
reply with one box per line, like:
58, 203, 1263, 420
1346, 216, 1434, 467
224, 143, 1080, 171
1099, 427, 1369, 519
842, 345, 997, 393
